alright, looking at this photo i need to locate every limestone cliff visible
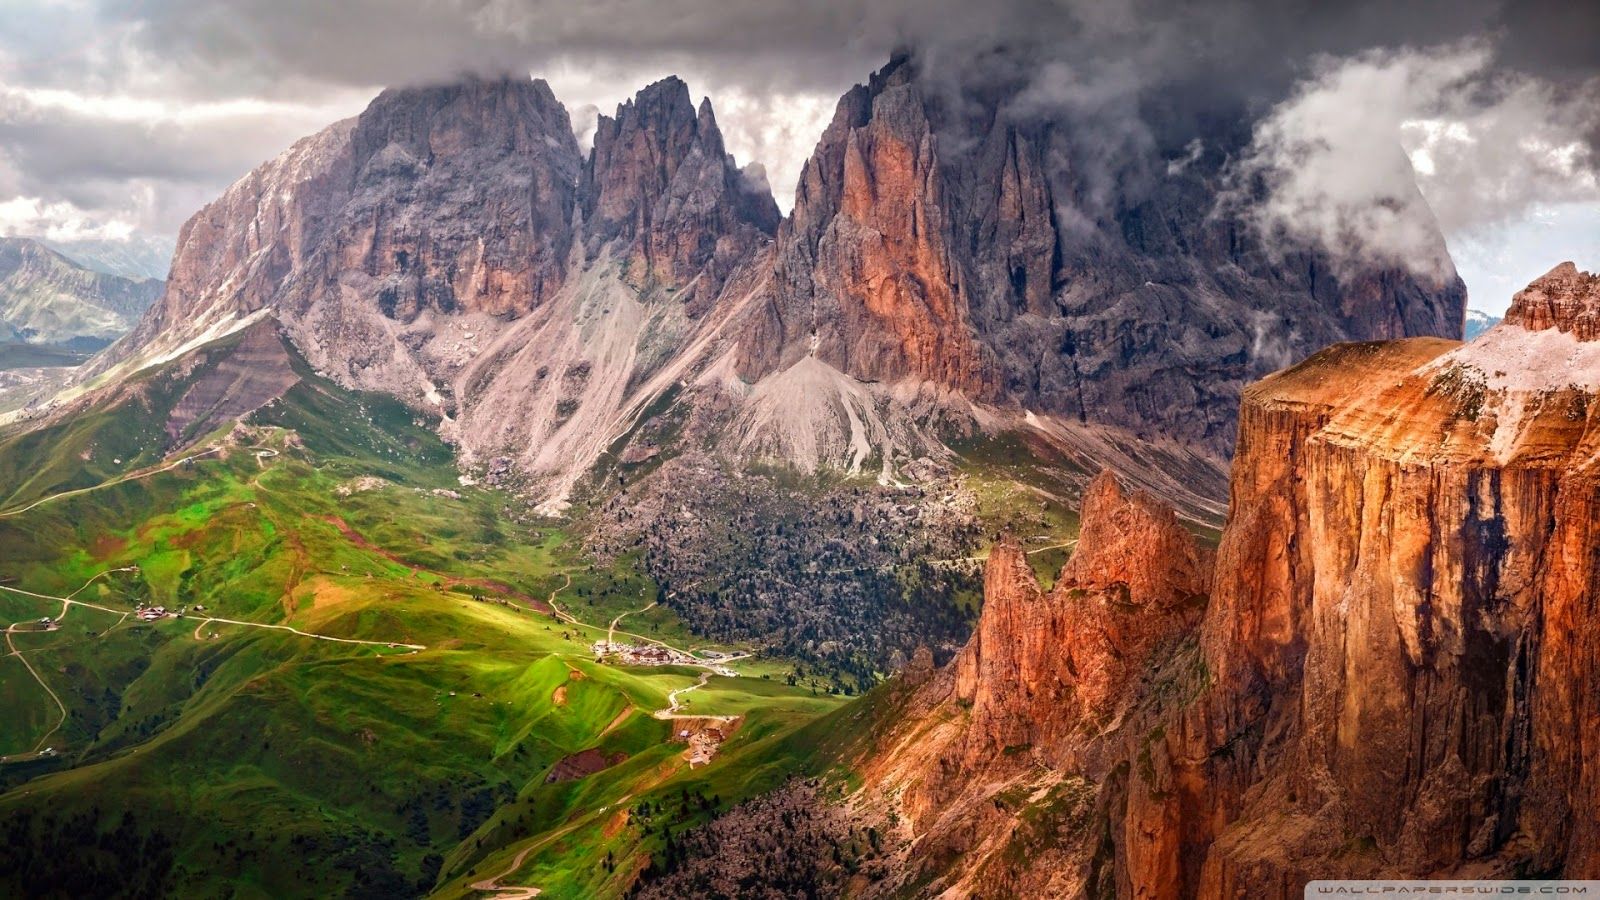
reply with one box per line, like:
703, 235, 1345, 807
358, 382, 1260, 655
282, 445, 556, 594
857, 471, 1213, 897
855, 264, 1600, 895
1185, 262, 1600, 890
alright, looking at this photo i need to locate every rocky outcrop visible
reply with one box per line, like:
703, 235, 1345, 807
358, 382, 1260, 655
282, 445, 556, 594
736, 53, 1465, 462
0, 237, 161, 349
338, 76, 582, 321
1501, 261, 1600, 338
858, 471, 1213, 896
92, 76, 589, 398
737, 56, 996, 397
1179, 263, 1600, 891
164, 319, 299, 444
857, 265, 1600, 895
580, 77, 778, 310
952, 472, 1211, 761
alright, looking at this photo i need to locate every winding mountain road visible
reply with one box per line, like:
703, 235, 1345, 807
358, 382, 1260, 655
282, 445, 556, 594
0, 565, 424, 765
0, 446, 222, 519
0, 568, 138, 762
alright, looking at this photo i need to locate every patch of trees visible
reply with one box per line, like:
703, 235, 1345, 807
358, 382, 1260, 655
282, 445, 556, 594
587, 461, 983, 686
628, 779, 891, 899
0, 807, 176, 897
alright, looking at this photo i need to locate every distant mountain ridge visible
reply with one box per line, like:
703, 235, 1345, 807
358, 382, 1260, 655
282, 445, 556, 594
0, 237, 162, 352
1465, 308, 1502, 339
41, 235, 174, 282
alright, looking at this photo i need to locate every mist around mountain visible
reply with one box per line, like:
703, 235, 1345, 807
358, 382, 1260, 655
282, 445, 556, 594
40, 235, 176, 283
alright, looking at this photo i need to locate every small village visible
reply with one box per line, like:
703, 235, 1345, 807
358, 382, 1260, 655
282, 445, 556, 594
135, 602, 204, 622
591, 640, 739, 677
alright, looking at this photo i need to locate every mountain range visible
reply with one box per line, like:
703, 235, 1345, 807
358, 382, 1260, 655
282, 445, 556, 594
81, 56, 1463, 516
0, 236, 162, 353
5, 44, 1592, 900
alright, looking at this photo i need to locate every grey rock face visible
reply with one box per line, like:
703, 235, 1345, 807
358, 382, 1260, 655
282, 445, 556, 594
736, 54, 1466, 460
581, 76, 779, 311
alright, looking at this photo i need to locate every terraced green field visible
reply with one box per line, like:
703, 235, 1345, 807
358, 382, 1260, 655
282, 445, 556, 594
0, 369, 847, 898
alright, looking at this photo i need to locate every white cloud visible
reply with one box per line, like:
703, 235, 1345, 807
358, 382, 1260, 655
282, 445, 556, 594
0, 195, 137, 241
1232, 41, 1600, 284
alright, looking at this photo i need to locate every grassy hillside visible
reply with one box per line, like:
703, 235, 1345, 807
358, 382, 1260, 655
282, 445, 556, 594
0, 360, 845, 898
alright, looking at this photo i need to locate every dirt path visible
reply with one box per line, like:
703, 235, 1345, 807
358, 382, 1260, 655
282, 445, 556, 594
2, 627, 66, 758
0, 568, 139, 763
544, 574, 575, 624
547, 581, 739, 673
0, 567, 422, 764
468, 819, 590, 899
605, 600, 656, 648
190, 616, 424, 651
652, 671, 738, 723
0, 446, 222, 519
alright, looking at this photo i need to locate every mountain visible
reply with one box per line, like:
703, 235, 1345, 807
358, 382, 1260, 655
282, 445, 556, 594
0, 237, 162, 352
735, 55, 1464, 463
41, 235, 175, 282
82, 55, 1463, 521
749, 263, 1600, 895
1465, 308, 1502, 339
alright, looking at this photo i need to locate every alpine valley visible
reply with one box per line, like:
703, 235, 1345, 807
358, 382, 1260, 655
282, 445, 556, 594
1, 32, 1595, 900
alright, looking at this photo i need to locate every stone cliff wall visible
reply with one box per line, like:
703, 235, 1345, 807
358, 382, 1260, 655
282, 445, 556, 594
865, 267, 1600, 896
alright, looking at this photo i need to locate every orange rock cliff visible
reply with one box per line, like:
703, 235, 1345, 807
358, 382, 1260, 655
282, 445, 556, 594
856, 263, 1600, 897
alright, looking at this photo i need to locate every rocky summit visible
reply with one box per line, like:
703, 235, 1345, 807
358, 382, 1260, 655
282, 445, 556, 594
73, 52, 1463, 516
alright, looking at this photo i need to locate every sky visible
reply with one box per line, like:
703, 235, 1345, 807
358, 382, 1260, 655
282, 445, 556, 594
0, 0, 1596, 314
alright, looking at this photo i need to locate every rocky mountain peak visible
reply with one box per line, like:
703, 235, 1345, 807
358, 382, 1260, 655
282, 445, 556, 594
738, 50, 1464, 466
1057, 470, 1212, 605
341, 74, 584, 322
737, 51, 997, 396
952, 472, 1210, 758
1502, 261, 1600, 339
353, 75, 578, 168
580, 76, 778, 305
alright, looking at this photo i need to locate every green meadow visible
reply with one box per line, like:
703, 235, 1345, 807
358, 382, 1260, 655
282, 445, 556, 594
0, 370, 848, 898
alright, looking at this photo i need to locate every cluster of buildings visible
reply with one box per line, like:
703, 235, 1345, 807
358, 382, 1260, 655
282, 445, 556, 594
592, 640, 687, 666
591, 640, 739, 676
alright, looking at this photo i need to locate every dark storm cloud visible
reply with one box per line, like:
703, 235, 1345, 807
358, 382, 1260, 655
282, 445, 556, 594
0, 0, 1596, 280
90, 0, 1597, 99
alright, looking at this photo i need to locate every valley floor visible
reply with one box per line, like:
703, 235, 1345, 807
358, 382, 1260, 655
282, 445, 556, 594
0, 388, 850, 898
